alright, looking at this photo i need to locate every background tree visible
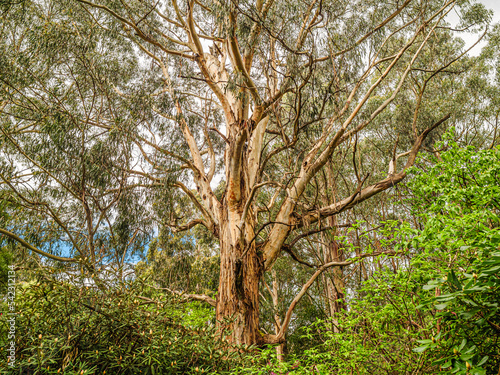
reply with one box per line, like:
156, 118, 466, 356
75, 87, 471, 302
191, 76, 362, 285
0, 0, 152, 272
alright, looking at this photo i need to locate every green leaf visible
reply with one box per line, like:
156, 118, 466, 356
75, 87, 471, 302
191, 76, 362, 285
477, 356, 488, 367
435, 303, 449, 310
413, 345, 430, 353
441, 360, 452, 368
459, 339, 467, 351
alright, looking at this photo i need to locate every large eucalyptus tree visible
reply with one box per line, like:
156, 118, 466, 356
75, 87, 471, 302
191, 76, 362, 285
0, 0, 491, 346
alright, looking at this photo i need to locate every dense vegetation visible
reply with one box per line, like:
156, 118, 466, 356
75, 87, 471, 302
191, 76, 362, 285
2, 143, 499, 373
1, 0, 500, 373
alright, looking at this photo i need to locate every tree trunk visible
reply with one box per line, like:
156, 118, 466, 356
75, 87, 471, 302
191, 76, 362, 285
216, 227, 262, 345
322, 235, 346, 332
321, 166, 346, 331
216, 127, 265, 345
271, 269, 285, 360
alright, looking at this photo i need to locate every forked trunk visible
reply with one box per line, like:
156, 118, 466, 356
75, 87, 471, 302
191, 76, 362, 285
216, 128, 264, 345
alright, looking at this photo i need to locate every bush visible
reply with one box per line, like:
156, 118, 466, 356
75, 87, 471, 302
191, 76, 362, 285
0, 267, 250, 374
411, 143, 500, 375
235, 143, 500, 374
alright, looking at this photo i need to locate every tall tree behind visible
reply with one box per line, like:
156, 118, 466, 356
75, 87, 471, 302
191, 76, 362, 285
0, 0, 152, 271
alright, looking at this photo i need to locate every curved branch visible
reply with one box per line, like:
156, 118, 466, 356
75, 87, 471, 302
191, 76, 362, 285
287, 223, 352, 248
264, 250, 402, 344
173, 181, 217, 229
313, 0, 413, 63
302, 114, 451, 225
238, 180, 282, 233
75, 0, 195, 59
227, 11, 262, 106
0, 227, 77, 263
281, 245, 314, 268
170, 218, 206, 233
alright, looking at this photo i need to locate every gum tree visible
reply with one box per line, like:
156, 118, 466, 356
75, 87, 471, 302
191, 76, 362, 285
0, 0, 491, 345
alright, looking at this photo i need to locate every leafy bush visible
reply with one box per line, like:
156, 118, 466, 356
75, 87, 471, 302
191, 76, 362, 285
234, 264, 436, 375
0, 268, 250, 374
410, 143, 500, 374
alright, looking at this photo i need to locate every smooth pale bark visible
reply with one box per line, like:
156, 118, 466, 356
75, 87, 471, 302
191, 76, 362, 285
268, 269, 285, 360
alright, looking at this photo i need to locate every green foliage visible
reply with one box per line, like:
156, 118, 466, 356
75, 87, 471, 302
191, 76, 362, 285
409, 142, 500, 374
236, 262, 436, 375
0, 0, 499, 371
0, 268, 250, 374
136, 225, 220, 296
0, 197, 15, 293
0, 0, 155, 267
0, 246, 12, 294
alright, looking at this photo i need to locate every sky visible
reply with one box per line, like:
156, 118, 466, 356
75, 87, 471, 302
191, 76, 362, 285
481, 0, 500, 15
454, 0, 500, 55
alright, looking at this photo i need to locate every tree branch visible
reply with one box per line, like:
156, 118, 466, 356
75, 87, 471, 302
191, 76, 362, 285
154, 287, 216, 307
0, 227, 77, 263
303, 114, 451, 225
170, 218, 206, 233
264, 250, 403, 344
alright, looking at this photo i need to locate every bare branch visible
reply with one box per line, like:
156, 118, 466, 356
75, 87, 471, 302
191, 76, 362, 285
303, 114, 451, 225
154, 286, 216, 307
268, 250, 404, 343
75, 0, 195, 59
170, 218, 206, 233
